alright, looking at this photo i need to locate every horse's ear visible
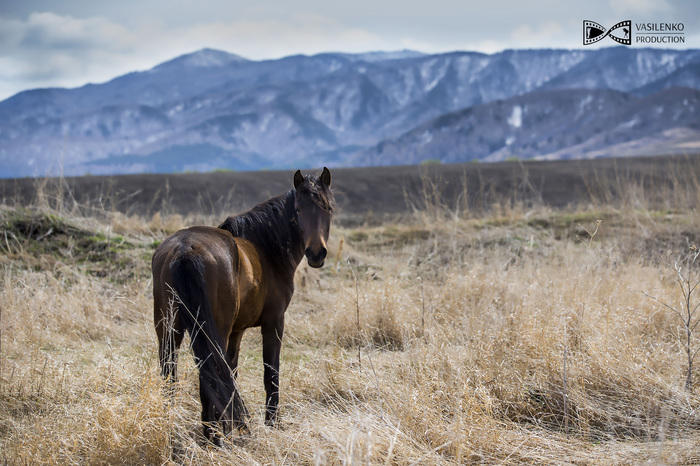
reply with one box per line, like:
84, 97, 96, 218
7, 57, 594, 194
320, 167, 331, 188
293, 170, 304, 189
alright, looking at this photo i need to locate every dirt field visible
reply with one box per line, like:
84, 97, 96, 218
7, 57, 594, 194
2, 155, 700, 464
1, 155, 694, 224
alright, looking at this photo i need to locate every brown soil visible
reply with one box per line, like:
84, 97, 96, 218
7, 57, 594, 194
1, 154, 698, 225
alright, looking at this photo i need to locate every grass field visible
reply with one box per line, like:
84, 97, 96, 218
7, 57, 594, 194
3, 157, 700, 464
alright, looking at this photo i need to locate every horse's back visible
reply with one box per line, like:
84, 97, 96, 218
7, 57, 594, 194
153, 226, 236, 286
152, 225, 267, 337
153, 226, 239, 328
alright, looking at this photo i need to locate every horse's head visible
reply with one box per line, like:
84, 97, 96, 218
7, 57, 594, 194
293, 167, 335, 268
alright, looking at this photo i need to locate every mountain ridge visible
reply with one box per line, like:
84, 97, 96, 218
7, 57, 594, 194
356, 86, 700, 166
1, 47, 699, 177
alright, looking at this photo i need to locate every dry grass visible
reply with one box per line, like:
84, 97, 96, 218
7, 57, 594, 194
3, 165, 700, 464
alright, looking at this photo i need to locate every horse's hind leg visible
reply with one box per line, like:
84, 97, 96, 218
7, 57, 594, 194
156, 298, 184, 389
226, 331, 250, 432
226, 331, 244, 378
199, 379, 221, 445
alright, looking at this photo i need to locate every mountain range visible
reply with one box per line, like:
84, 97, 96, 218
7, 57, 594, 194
1, 46, 700, 177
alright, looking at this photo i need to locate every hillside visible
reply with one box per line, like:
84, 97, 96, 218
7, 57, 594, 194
1, 47, 700, 177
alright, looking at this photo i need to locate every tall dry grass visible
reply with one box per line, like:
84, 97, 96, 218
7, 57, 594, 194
2, 161, 700, 464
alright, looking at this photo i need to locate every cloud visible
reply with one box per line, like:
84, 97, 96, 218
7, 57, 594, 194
18, 12, 130, 50
459, 20, 581, 54
180, 13, 387, 58
0, 10, 394, 100
1, 1, 699, 101
510, 22, 569, 48
610, 0, 672, 15
0, 13, 146, 89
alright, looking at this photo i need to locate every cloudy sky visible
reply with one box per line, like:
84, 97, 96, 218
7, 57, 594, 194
0, 0, 698, 101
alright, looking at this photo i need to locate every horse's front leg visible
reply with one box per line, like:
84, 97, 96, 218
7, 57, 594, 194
261, 321, 284, 426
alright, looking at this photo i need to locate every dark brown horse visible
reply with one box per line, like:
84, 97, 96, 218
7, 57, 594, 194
152, 168, 335, 442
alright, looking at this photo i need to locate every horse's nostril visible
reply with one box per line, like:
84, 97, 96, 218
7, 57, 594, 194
305, 247, 327, 263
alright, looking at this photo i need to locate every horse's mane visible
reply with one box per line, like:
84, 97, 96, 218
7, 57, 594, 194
217, 175, 336, 269
218, 190, 299, 269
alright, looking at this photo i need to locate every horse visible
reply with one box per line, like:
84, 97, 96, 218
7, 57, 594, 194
152, 168, 335, 443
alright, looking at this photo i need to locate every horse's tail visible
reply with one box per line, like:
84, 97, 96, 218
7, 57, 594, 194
169, 253, 244, 429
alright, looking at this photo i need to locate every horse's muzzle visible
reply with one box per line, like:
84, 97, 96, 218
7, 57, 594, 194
305, 246, 327, 268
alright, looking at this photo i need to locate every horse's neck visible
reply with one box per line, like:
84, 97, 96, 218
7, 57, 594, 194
286, 201, 306, 271
269, 192, 305, 273
220, 191, 305, 274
